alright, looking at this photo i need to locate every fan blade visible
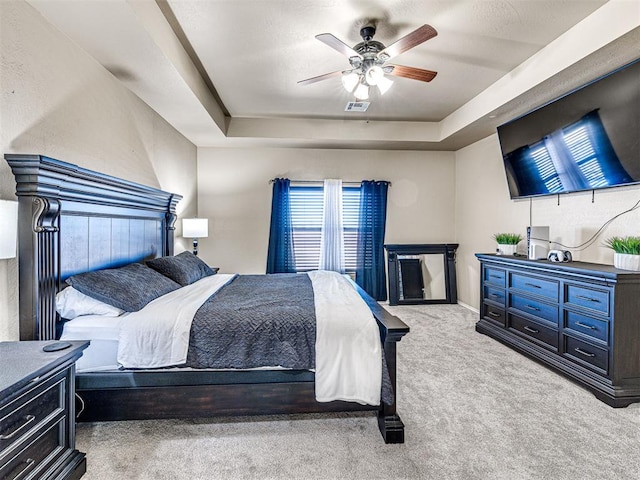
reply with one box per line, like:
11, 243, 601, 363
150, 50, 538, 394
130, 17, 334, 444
315, 33, 362, 58
386, 65, 438, 82
298, 70, 343, 86
379, 24, 437, 59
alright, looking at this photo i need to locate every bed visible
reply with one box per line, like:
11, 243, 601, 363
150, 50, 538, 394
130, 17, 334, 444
5, 154, 410, 444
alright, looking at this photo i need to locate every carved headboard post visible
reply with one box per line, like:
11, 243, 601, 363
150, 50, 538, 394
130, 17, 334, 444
5, 154, 182, 340
166, 194, 181, 256
13, 195, 62, 340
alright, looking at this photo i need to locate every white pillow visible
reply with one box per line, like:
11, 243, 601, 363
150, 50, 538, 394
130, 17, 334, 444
56, 287, 124, 319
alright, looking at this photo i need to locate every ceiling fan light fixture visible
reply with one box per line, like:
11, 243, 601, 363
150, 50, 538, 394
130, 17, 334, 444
354, 83, 369, 100
365, 65, 384, 86
341, 72, 359, 92
299, 23, 438, 105
376, 75, 393, 95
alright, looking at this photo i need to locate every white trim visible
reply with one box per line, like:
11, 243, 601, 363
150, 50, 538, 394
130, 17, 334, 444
457, 301, 479, 314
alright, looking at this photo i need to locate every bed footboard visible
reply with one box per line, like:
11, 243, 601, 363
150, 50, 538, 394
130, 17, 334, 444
355, 284, 410, 443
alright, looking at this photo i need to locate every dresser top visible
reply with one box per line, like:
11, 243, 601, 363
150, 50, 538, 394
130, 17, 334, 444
0, 340, 89, 400
476, 253, 640, 282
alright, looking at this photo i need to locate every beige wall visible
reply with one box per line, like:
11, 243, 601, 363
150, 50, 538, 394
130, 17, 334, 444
0, 1, 197, 340
196, 147, 456, 274
454, 134, 640, 310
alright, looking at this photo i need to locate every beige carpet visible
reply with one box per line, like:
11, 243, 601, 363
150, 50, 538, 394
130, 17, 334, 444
76, 304, 640, 479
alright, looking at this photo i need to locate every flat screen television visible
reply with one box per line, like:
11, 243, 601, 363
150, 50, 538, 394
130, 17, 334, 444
497, 59, 640, 199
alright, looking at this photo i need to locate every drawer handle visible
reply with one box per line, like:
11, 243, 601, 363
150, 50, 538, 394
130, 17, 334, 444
8, 458, 35, 480
489, 293, 501, 298
525, 282, 542, 289
0, 415, 35, 440
575, 321, 597, 331
525, 304, 540, 312
523, 325, 539, 334
574, 347, 596, 358
490, 274, 502, 279
488, 312, 501, 318
575, 294, 600, 303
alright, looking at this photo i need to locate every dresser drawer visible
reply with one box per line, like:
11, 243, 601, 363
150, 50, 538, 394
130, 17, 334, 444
509, 314, 558, 350
564, 311, 609, 344
510, 294, 558, 325
483, 303, 506, 326
484, 286, 506, 306
565, 284, 610, 316
564, 336, 608, 373
510, 273, 559, 301
0, 418, 65, 480
0, 375, 65, 453
484, 267, 506, 287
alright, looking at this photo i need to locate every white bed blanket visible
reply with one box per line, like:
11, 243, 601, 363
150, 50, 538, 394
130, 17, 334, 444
308, 270, 382, 405
117, 271, 382, 405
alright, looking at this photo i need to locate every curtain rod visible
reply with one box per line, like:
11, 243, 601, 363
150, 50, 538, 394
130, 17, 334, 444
269, 179, 392, 187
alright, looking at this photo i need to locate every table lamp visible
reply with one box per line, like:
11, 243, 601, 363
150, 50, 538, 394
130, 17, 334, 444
182, 218, 208, 256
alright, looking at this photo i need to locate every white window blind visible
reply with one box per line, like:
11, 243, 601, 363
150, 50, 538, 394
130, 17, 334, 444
290, 185, 360, 273
342, 187, 360, 272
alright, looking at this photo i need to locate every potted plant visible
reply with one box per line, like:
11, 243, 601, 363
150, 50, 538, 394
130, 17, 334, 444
493, 233, 523, 256
605, 236, 640, 271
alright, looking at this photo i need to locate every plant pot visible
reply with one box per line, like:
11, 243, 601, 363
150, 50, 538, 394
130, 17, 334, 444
497, 244, 517, 256
613, 253, 640, 271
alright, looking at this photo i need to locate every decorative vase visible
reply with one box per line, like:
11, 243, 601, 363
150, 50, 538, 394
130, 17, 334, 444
613, 253, 640, 271
497, 244, 517, 256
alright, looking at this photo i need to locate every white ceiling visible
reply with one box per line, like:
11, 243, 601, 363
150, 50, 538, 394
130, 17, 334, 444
27, 0, 640, 150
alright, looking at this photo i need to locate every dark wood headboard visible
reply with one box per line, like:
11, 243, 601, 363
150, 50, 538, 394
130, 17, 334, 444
5, 154, 182, 341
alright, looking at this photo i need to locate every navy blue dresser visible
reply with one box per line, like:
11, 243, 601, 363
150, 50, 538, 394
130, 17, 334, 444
476, 254, 640, 407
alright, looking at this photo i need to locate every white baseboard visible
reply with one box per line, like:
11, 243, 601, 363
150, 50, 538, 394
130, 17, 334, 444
457, 301, 479, 314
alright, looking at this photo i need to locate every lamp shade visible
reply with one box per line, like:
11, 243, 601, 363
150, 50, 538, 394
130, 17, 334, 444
341, 72, 359, 93
182, 218, 208, 238
0, 200, 18, 259
365, 66, 384, 86
377, 75, 394, 95
354, 83, 369, 100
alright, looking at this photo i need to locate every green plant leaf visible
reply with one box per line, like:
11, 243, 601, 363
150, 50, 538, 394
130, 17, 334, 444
493, 233, 523, 245
604, 236, 640, 255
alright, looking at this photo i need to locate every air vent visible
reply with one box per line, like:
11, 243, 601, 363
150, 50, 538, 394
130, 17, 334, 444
345, 101, 370, 112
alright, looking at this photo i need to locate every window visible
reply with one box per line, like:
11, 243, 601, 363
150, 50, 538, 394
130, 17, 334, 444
289, 185, 360, 273
266, 178, 389, 299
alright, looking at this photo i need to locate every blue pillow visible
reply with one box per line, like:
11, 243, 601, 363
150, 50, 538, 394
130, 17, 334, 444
146, 251, 215, 286
66, 263, 181, 312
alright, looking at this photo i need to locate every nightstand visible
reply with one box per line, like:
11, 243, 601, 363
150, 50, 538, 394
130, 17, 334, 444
0, 341, 89, 480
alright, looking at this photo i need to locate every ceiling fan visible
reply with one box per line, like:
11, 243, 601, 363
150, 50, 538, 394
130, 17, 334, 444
298, 23, 438, 101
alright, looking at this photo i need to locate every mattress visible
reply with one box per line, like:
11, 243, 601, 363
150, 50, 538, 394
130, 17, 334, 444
62, 315, 293, 374
60, 314, 126, 372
